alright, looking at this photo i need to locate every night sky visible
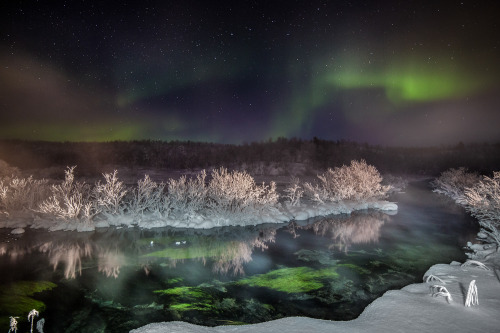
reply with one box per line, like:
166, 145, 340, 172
1, 0, 499, 146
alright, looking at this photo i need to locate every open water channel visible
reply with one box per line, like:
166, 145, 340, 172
0, 180, 478, 332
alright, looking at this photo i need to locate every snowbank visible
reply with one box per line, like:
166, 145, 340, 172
1, 199, 397, 232
130, 253, 500, 333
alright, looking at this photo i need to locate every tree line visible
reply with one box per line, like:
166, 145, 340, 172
0, 138, 499, 176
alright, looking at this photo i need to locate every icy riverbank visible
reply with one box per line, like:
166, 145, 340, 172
131, 252, 500, 333
1, 199, 398, 232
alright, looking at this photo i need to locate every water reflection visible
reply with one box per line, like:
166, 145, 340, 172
301, 211, 390, 252
98, 248, 125, 278
0, 211, 389, 279
0, 225, 280, 278
46, 242, 92, 279
142, 226, 278, 276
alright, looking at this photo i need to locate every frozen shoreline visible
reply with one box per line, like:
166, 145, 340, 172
0, 199, 398, 233
131, 253, 500, 333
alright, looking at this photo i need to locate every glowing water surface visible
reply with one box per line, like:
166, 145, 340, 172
0, 181, 478, 332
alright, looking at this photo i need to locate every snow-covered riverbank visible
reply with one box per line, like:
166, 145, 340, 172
131, 252, 500, 333
1, 198, 398, 233
1, 161, 398, 232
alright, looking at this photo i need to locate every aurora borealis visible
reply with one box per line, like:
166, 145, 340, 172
1, 1, 499, 145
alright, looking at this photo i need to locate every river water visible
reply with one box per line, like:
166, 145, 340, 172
0, 180, 478, 332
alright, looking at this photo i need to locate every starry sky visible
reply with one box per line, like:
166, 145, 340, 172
1, 0, 499, 146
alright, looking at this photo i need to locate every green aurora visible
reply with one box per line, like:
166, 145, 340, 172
1, 1, 499, 145
269, 53, 495, 140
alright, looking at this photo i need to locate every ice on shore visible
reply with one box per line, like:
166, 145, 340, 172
2, 199, 397, 232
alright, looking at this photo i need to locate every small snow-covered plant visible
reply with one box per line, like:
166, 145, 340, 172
129, 174, 165, 217
167, 170, 207, 219
28, 309, 39, 333
430, 285, 453, 303
92, 170, 127, 216
432, 167, 480, 203
8, 316, 19, 333
465, 280, 479, 307
461, 260, 490, 271
284, 178, 304, 207
36, 318, 45, 333
424, 274, 445, 284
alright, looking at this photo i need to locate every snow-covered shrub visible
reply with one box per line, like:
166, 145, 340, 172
128, 174, 165, 217
430, 285, 453, 303
9, 315, 18, 333
166, 170, 207, 219
304, 160, 388, 203
302, 181, 330, 204
207, 167, 278, 218
462, 172, 500, 245
0, 176, 50, 212
92, 170, 127, 216
432, 167, 480, 203
284, 177, 304, 207
465, 280, 478, 307
28, 309, 39, 333
38, 166, 91, 220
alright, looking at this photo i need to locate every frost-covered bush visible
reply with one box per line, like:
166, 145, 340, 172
167, 170, 207, 219
37, 167, 128, 223
462, 172, 500, 245
0, 176, 50, 212
303, 160, 389, 203
207, 167, 278, 218
284, 177, 304, 207
38, 166, 91, 220
431, 167, 480, 203
128, 175, 166, 217
434, 168, 500, 246
92, 170, 127, 216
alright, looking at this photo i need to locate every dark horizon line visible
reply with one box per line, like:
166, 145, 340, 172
1, 137, 498, 150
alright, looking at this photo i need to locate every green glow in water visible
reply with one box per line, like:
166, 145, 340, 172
236, 267, 339, 293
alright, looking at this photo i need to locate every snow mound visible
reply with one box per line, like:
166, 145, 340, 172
10, 227, 25, 234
